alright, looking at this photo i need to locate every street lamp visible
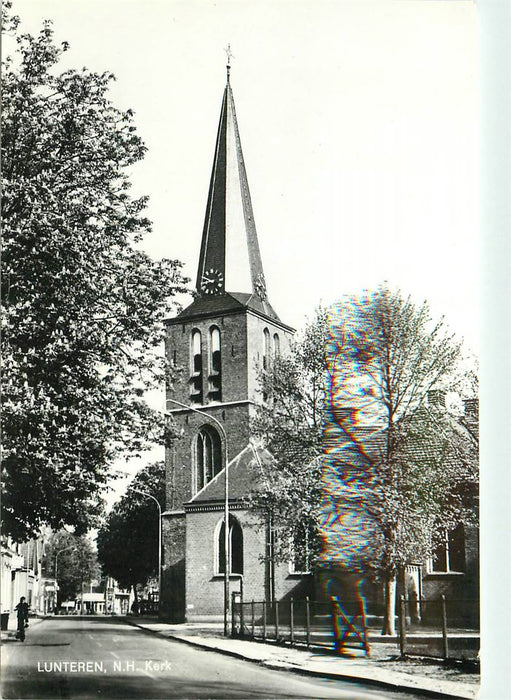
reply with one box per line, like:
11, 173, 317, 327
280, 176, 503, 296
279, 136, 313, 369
54, 545, 76, 610
165, 398, 231, 637
129, 487, 162, 615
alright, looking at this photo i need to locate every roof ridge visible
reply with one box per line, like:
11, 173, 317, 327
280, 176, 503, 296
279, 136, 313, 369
189, 443, 253, 503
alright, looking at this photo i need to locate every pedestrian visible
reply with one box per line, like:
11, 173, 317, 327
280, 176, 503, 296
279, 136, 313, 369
14, 597, 29, 642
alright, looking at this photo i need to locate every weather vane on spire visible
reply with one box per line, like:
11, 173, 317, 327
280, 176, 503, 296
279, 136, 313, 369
225, 44, 234, 82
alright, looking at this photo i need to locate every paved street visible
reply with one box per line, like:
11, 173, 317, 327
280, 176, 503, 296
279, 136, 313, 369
1, 617, 431, 699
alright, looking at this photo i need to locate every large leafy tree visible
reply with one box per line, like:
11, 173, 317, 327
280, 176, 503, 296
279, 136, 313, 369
96, 462, 165, 605
252, 290, 477, 634
323, 286, 478, 634
1, 8, 187, 540
42, 530, 100, 606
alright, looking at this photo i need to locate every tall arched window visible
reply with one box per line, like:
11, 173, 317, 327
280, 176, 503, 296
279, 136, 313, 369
195, 426, 222, 492
217, 515, 243, 575
273, 333, 280, 357
263, 328, 270, 370
208, 326, 222, 401
190, 329, 203, 404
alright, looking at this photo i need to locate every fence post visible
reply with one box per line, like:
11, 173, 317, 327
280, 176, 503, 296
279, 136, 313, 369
275, 600, 279, 641
358, 594, 371, 657
240, 597, 245, 638
305, 596, 311, 648
399, 595, 407, 658
290, 598, 294, 644
262, 600, 267, 641
331, 596, 341, 654
441, 595, 449, 660
251, 600, 255, 639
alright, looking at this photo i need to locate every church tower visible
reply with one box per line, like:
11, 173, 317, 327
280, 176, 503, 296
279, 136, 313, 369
161, 61, 294, 621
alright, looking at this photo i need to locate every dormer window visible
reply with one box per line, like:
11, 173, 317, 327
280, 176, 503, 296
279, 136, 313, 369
190, 329, 203, 404
208, 326, 222, 402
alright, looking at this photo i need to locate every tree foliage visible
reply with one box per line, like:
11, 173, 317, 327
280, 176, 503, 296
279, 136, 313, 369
250, 308, 330, 565
96, 462, 165, 597
251, 288, 477, 633
42, 530, 100, 605
1, 8, 188, 540
323, 286, 478, 632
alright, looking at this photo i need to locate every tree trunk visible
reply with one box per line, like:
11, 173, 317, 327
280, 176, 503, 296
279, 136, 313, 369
382, 574, 397, 636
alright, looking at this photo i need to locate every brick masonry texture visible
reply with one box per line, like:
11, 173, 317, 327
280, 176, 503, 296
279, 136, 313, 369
161, 514, 186, 622
185, 507, 314, 620
164, 308, 294, 511
162, 305, 296, 620
422, 525, 479, 626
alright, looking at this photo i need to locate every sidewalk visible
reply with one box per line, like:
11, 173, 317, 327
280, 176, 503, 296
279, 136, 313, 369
123, 617, 479, 699
1, 613, 46, 641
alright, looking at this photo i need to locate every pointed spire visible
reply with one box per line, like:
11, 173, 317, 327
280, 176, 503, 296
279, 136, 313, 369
196, 59, 268, 303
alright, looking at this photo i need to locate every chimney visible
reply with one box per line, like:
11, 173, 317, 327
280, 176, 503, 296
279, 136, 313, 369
427, 389, 446, 408
463, 398, 479, 419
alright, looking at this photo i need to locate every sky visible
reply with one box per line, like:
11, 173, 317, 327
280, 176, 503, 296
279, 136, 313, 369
12, 0, 479, 352
10, 0, 482, 516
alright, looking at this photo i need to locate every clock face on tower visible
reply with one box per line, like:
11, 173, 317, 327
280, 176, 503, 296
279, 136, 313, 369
200, 268, 224, 295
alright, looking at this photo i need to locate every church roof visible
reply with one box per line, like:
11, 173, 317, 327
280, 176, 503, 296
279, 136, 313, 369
169, 290, 290, 328
194, 62, 273, 310
324, 408, 478, 474
187, 443, 275, 507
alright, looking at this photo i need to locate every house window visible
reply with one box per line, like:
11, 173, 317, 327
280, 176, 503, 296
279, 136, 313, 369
190, 329, 203, 404
263, 328, 270, 370
289, 522, 314, 574
430, 524, 466, 573
195, 426, 222, 492
273, 333, 280, 357
217, 515, 243, 575
208, 326, 222, 402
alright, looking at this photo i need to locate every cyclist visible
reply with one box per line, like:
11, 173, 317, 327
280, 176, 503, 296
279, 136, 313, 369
14, 597, 29, 642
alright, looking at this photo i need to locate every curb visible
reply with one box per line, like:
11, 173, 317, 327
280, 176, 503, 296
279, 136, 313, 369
1, 614, 46, 640
121, 618, 472, 700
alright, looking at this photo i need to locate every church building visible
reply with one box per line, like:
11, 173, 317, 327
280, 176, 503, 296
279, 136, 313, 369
161, 63, 311, 622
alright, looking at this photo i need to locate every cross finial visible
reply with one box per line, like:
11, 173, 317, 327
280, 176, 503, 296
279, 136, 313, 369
225, 44, 234, 82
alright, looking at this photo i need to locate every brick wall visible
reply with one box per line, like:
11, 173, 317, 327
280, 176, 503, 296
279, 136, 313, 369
163, 308, 292, 515
165, 405, 252, 509
245, 312, 293, 402
161, 513, 186, 622
422, 524, 479, 626
185, 507, 314, 621
165, 309, 293, 414
185, 507, 265, 620
163, 305, 295, 621
165, 312, 250, 407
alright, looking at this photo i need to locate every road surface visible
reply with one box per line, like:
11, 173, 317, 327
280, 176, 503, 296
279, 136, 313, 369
2, 617, 428, 699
